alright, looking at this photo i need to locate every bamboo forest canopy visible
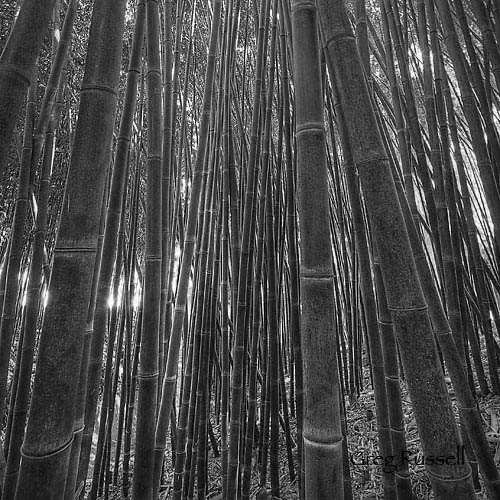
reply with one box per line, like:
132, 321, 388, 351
2, 0, 500, 499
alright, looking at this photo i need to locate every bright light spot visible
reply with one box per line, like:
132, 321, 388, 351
108, 278, 125, 309
20, 268, 29, 307
117, 279, 124, 307
133, 289, 142, 310
133, 269, 142, 310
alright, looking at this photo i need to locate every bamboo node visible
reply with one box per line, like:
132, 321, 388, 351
21, 436, 73, 459
296, 121, 324, 135
81, 84, 117, 96
291, 0, 316, 11
426, 465, 472, 482
0, 63, 31, 86
138, 370, 159, 379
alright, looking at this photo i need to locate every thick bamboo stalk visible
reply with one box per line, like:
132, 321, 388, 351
159, 0, 174, 389
317, 0, 477, 496
331, 78, 401, 499
382, 0, 442, 264
77, 1, 146, 490
291, 0, 344, 497
13, 0, 127, 496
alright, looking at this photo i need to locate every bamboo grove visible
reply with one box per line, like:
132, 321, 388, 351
3, 0, 500, 498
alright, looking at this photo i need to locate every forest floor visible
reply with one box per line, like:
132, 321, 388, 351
344, 378, 500, 499
97, 357, 500, 499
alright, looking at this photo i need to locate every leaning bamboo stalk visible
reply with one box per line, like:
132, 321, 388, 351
317, 0, 477, 496
377, 0, 417, 220
443, 73, 494, 394
99, 281, 126, 497
442, 83, 500, 400
391, 150, 500, 499
175, 68, 220, 500
0, 0, 58, 180
2, 78, 63, 499
468, 0, 500, 94
30, 0, 78, 181
223, 0, 241, 319
429, 10, 493, 489
454, 0, 500, 196
412, 22, 474, 483
330, 76, 400, 499
434, 0, 500, 274
403, 17, 500, 491
123, 306, 143, 499
0, 70, 37, 431
171, 311, 196, 500
0, 73, 37, 496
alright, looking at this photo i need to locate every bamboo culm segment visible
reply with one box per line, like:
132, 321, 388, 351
316, 0, 477, 497
291, 1, 344, 498
14, 0, 127, 497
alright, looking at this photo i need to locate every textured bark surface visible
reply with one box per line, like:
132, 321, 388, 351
14, 0, 127, 496
317, 0, 476, 497
291, 1, 344, 498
